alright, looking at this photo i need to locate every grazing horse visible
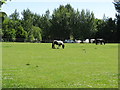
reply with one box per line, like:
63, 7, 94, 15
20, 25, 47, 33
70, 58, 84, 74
52, 40, 65, 49
95, 39, 105, 45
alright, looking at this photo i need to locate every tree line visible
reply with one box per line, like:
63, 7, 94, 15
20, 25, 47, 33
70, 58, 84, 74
1, 4, 120, 43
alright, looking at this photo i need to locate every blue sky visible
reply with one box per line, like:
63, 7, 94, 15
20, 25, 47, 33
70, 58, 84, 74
2, 0, 117, 19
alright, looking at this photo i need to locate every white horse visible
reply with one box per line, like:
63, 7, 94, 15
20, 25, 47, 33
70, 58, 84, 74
52, 40, 65, 49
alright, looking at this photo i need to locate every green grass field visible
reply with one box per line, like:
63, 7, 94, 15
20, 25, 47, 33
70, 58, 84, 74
2, 43, 118, 88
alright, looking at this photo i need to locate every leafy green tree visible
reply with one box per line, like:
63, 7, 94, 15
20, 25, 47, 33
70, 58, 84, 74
0, 0, 11, 9
6, 28, 16, 41
87, 11, 97, 41
1, 3, 118, 43
116, 14, 120, 42
0, 28, 2, 41
79, 9, 87, 41
16, 26, 27, 42
105, 18, 116, 42
32, 13, 41, 27
39, 10, 51, 41
95, 17, 116, 42
2, 18, 16, 41
113, 0, 120, 42
0, 0, 9, 41
113, 0, 120, 13
72, 9, 81, 40
21, 9, 33, 42
0, 11, 7, 22
95, 19, 105, 38
9, 9, 19, 20
32, 26, 42, 42
2, 10, 27, 42
0, 12, 7, 41
73, 9, 96, 42
51, 4, 75, 40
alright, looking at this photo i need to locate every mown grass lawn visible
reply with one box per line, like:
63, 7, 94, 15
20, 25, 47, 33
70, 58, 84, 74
2, 42, 118, 88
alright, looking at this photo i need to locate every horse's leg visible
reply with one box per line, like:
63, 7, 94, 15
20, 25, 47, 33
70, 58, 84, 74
104, 41, 105, 45
57, 45, 61, 49
100, 41, 102, 45
62, 44, 65, 49
95, 41, 98, 45
52, 43, 55, 49
52, 44, 54, 49
102, 41, 105, 45
96, 42, 97, 45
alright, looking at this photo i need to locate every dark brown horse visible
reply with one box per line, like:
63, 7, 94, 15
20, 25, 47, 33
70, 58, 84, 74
95, 39, 105, 45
